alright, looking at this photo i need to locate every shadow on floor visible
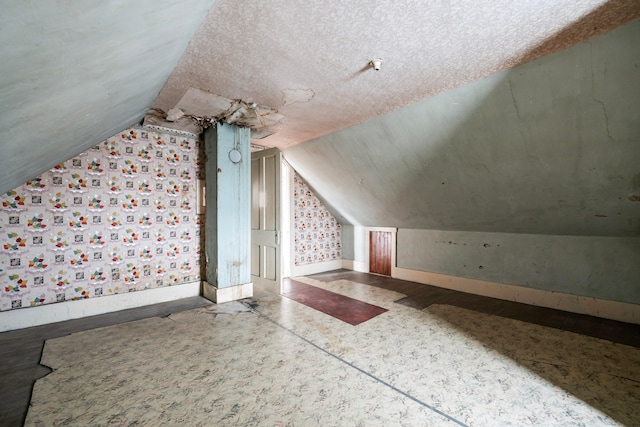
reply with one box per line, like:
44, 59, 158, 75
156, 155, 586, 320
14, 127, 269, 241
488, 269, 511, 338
309, 269, 640, 348
308, 269, 640, 425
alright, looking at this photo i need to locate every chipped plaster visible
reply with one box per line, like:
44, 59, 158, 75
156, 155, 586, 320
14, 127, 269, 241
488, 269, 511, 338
282, 89, 315, 106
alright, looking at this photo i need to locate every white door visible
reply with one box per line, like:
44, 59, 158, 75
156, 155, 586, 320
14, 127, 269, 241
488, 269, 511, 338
251, 148, 281, 293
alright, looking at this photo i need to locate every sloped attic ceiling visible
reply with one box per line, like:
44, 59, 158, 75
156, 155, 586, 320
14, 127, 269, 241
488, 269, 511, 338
283, 21, 640, 236
0, 1, 214, 194
1, 1, 639, 200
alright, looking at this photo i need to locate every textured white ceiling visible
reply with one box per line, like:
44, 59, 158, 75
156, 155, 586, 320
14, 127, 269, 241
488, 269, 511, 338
153, 0, 640, 149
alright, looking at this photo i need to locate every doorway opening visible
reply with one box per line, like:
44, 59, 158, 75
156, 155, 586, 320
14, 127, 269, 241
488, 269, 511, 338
250, 148, 292, 295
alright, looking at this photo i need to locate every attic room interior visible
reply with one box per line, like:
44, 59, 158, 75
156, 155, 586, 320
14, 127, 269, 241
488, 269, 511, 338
1, 1, 639, 425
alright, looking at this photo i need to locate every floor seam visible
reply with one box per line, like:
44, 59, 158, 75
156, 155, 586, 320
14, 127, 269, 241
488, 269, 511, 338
251, 306, 469, 427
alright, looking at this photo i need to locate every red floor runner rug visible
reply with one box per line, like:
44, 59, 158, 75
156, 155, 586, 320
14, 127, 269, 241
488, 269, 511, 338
282, 279, 388, 325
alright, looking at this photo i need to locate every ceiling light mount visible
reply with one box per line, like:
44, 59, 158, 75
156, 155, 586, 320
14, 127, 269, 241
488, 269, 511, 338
370, 58, 382, 71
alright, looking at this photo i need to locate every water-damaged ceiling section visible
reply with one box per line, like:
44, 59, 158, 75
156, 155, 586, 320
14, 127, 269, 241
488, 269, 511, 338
152, 0, 640, 149
283, 21, 640, 236
0, 0, 214, 194
143, 88, 284, 136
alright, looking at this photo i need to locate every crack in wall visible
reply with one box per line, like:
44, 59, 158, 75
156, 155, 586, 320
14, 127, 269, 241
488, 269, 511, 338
507, 79, 521, 121
592, 95, 615, 142
589, 42, 616, 142
508, 77, 543, 168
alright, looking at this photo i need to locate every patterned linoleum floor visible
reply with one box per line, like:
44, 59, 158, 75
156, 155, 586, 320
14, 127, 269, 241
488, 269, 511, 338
26, 277, 640, 426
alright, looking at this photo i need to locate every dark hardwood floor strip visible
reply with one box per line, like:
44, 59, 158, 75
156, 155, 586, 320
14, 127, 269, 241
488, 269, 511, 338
308, 269, 640, 348
0, 296, 212, 427
283, 278, 388, 326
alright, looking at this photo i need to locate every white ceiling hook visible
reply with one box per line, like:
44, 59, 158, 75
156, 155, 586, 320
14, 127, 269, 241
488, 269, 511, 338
370, 59, 382, 71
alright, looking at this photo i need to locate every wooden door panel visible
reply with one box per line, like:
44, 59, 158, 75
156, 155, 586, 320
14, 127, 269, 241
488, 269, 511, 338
251, 244, 260, 276
264, 246, 276, 280
369, 231, 392, 276
251, 158, 260, 230
263, 153, 277, 230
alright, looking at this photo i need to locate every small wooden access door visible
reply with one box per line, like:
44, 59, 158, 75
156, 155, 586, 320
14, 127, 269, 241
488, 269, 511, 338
369, 231, 392, 276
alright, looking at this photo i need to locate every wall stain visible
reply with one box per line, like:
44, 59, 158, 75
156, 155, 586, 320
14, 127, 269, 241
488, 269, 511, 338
628, 195, 640, 202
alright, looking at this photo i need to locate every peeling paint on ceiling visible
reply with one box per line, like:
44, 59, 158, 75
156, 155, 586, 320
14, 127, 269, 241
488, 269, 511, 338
143, 87, 284, 135
282, 88, 315, 106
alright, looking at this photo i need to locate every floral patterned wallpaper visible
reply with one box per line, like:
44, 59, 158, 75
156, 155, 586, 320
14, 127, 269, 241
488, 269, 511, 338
0, 126, 203, 311
293, 173, 341, 266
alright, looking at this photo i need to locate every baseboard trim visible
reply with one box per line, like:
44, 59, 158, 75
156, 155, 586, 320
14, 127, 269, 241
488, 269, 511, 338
202, 281, 253, 304
291, 259, 343, 277
342, 259, 368, 273
393, 267, 639, 324
0, 281, 201, 332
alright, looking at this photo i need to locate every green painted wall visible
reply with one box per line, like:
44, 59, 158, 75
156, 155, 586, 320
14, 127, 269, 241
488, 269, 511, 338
0, 1, 214, 195
284, 21, 640, 303
398, 229, 640, 304
341, 225, 355, 260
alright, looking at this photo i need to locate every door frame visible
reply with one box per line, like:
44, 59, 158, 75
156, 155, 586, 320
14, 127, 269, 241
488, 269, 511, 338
365, 227, 398, 277
250, 147, 282, 294
281, 157, 293, 281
